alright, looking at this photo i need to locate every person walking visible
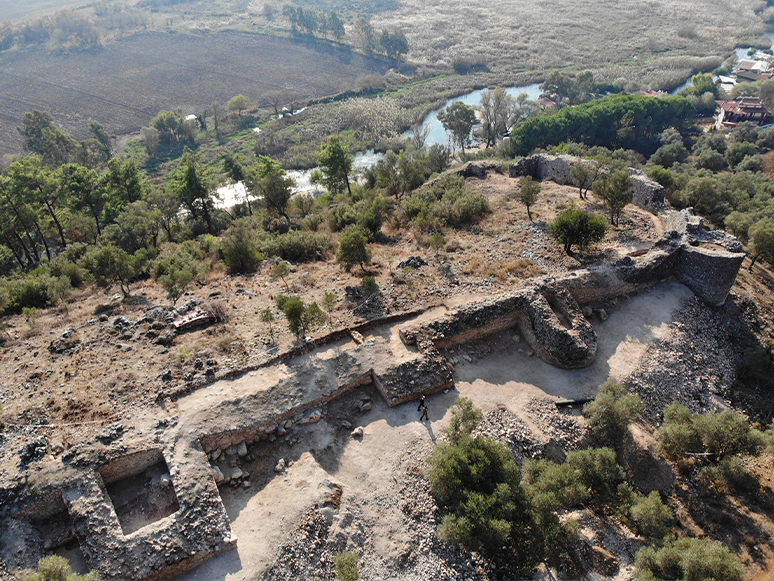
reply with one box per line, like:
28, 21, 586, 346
420, 404, 429, 421
417, 394, 426, 412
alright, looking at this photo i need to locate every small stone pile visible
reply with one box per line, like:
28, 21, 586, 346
473, 407, 541, 461
524, 397, 589, 452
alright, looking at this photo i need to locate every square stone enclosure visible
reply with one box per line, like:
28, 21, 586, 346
27, 491, 90, 575
98, 449, 180, 536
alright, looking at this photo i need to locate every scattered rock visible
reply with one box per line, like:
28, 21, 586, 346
397, 256, 428, 270
112, 316, 132, 328
156, 332, 174, 347
18, 436, 48, 465
297, 409, 322, 425
351, 426, 364, 438
274, 458, 286, 473
96, 422, 125, 444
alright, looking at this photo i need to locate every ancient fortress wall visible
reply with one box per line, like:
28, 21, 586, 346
0, 157, 746, 581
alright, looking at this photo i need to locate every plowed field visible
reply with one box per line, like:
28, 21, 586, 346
0, 31, 390, 155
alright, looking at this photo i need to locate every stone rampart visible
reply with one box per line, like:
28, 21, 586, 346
509, 154, 666, 212
401, 285, 597, 370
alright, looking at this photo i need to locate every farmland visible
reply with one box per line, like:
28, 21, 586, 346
0, 30, 391, 156
0, 0, 772, 158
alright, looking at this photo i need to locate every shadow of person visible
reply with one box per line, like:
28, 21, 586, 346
423, 420, 437, 444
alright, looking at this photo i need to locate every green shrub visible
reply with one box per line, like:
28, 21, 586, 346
49, 256, 84, 288
635, 537, 744, 581
395, 175, 489, 231
446, 397, 483, 443
153, 245, 207, 303
336, 226, 371, 273
334, 551, 359, 581
550, 207, 607, 254
566, 447, 626, 511
274, 294, 327, 337
583, 382, 644, 444
656, 403, 765, 465
219, 217, 263, 274
522, 458, 589, 509
524, 447, 626, 512
693, 409, 765, 459
360, 275, 379, 296
655, 403, 701, 461
326, 204, 358, 232
79, 245, 137, 296
425, 434, 535, 559
629, 491, 672, 540
698, 455, 760, 494
0, 273, 71, 314
22, 555, 99, 581
258, 230, 332, 263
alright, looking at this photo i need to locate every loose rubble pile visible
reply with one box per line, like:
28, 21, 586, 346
624, 294, 757, 424
522, 398, 589, 453
264, 441, 495, 581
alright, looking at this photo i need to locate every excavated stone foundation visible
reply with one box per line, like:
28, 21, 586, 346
0, 162, 746, 580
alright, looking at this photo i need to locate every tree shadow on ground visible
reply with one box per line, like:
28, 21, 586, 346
675, 475, 774, 565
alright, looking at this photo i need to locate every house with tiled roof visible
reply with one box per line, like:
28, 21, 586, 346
715, 97, 773, 129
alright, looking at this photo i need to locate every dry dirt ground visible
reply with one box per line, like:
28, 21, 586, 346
173, 280, 692, 581
3, 172, 774, 580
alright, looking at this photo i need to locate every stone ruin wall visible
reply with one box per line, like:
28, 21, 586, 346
509, 153, 667, 213
0, 157, 748, 581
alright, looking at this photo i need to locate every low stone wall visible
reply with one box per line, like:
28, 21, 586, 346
401, 285, 598, 370
424, 160, 503, 188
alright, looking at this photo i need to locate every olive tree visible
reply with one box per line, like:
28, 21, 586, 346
592, 170, 633, 227
336, 226, 371, 273
550, 207, 607, 254
438, 101, 476, 155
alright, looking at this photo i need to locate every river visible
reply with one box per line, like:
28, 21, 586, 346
220, 37, 774, 209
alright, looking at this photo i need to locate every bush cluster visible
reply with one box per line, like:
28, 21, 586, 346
635, 537, 744, 581
394, 175, 489, 239
656, 402, 767, 494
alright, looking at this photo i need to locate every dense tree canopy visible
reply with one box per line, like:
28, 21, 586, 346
510, 94, 695, 156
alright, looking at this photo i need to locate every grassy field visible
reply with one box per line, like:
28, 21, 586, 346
0, 30, 390, 156
368, 0, 770, 80
0, 0, 771, 159
0, 0, 77, 21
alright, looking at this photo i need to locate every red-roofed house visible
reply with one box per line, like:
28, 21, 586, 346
736, 59, 773, 82
715, 98, 773, 129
